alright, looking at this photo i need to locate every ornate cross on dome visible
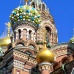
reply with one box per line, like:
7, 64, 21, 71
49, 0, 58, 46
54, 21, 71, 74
25, 0, 28, 5
6, 22, 11, 37
7, 22, 11, 28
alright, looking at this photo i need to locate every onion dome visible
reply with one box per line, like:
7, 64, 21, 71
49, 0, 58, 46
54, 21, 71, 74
70, 37, 74, 44
36, 42, 54, 63
10, 5, 41, 29
0, 36, 11, 46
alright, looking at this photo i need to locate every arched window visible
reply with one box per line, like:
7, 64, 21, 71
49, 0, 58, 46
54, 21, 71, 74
29, 30, 32, 40
61, 57, 69, 64
31, 2, 35, 8
53, 62, 60, 70
16, 42, 24, 47
14, 32, 16, 40
45, 26, 51, 43
42, 4, 45, 11
39, 4, 41, 10
18, 29, 21, 39
29, 44, 35, 50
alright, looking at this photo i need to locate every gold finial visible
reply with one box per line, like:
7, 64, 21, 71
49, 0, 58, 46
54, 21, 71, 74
25, 0, 28, 5
7, 22, 11, 28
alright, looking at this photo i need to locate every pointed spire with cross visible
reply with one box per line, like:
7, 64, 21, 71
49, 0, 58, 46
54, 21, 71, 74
5, 22, 11, 37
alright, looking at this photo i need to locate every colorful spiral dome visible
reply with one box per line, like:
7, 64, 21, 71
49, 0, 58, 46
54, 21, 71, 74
10, 5, 41, 29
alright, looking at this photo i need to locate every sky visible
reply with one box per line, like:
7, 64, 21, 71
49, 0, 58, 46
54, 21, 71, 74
0, 0, 74, 44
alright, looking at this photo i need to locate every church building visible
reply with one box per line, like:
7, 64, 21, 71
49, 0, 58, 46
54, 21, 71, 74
0, 0, 74, 74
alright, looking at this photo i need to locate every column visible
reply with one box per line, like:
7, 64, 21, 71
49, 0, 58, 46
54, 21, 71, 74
21, 29, 23, 39
34, 33, 36, 42
27, 29, 29, 40
31, 33, 33, 40
16, 31, 18, 40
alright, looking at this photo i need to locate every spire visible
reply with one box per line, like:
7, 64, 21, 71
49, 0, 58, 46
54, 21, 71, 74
25, 0, 28, 5
6, 22, 11, 37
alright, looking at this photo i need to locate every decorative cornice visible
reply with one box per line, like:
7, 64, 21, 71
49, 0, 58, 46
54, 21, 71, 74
38, 62, 52, 72
39, 62, 52, 66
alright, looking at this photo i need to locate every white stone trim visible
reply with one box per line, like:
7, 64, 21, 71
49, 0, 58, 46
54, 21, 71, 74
24, 68, 29, 72
39, 62, 51, 66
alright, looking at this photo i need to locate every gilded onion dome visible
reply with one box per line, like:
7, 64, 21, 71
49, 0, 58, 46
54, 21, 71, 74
36, 42, 54, 63
10, 5, 41, 30
0, 36, 11, 46
0, 22, 11, 47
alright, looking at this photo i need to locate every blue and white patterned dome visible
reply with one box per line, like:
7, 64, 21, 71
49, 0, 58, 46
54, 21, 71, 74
10, 5, 41, 29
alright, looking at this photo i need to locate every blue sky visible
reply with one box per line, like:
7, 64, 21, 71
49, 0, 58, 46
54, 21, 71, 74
0, 0, 74, 43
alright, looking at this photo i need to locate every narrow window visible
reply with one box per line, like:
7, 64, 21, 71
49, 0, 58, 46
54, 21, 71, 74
18, 29, 21, 39
45, 27, 51, 43
29, 30, 32, 40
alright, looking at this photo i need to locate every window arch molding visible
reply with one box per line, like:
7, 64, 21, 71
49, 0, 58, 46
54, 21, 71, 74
42, 3, 46, 11
53, 61, 60, 70
61, 57, 69, 64
16, 42, 25, 47
28, 44, 36, 50
31, 2, 35, 8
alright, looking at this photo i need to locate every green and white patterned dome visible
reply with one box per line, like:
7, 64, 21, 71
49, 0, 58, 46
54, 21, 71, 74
70, 37, 74, 44
10, 5, 41, 29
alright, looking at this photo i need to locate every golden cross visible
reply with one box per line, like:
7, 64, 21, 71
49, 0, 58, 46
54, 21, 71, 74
7, 22, 11, 28
25, 0, 28, 2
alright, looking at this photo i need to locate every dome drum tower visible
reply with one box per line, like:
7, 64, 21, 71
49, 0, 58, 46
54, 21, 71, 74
10, 3, 41, 42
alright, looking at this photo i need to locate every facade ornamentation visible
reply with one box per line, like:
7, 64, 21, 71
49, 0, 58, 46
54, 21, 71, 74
0, 0, 74, 74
